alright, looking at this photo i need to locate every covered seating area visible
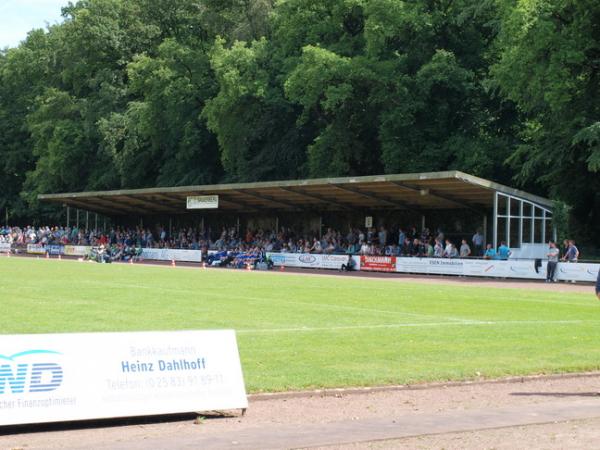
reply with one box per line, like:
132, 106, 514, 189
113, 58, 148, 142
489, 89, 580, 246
39, 170, 555, 253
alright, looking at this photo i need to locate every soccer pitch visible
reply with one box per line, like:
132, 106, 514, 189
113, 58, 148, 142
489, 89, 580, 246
1, 258, 599, 392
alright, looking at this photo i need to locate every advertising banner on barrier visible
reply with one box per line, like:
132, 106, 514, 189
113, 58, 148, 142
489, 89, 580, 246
0, 243, 11, 253
26, 244, 46, 255
360, 255, 397, 272
46, 244, 64, 256
63, 245, 90, 256
267, 253, 353, 270
557, 263, 600, 282
396, 258, 465, 276
395, 257, 599, 282
0, 330, 247, 426
140, 248, 203, 262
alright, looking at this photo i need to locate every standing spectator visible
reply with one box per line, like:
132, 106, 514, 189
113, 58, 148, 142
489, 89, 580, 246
459, 239, 471, 258
497, 241, 511, 260
596, 270, 600, 300
561, 239, 570, 259
378, 226, 387, 247
561, 240, 579, 263
398, 228, 406, 248
472, 229, 484, 257
546, 241, 559, 282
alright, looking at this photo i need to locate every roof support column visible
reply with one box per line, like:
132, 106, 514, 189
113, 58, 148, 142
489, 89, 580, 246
483, 214, 488, 248
319, 216, 323, 239
66, 206, 70, 229
506, 198, 510, 247
493, 192, 498, 249
518, 200, 523, 247
421, 215, 426, 232
86, 211, 89, 231
541, 210, 546, 244
95, 213, 98, 231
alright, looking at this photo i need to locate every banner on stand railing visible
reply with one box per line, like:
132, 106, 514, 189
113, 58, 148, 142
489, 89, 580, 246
140, 248, 203, 262
360, 255, 396, 272
267, 253, 354, 270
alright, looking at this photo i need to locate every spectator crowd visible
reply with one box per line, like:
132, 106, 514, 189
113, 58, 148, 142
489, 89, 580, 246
0, 224, 517, 260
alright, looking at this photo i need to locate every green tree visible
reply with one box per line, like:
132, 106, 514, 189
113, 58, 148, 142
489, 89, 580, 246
492, 0, 600, 238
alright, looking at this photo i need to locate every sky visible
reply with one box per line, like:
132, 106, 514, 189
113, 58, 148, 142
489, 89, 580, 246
0, 0, 68, 48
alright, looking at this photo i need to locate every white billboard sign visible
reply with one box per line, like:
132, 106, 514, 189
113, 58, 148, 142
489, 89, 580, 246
63, 245, 91, 256
395, 257, 599, 282
140, 248, 203, 262
0, 330, 247, 426
557, 262, 600, 282
26, 244, 46, 255
187, 195, 219, 209
267, 252, 357, 270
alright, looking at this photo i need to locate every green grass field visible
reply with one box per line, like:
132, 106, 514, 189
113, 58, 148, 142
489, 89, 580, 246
1, 257, 599, 392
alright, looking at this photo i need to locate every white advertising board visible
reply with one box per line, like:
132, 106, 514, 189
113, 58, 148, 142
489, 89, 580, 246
267, 252, 357, 270
63, 245, 90, 256
0, 243, 11, 253
0, 330, 247, 426
557, 263, 600, 282
26, 244, 46, 255
187, 195, 219, 209
395, 257, 599, 282
140, 248, 203, 262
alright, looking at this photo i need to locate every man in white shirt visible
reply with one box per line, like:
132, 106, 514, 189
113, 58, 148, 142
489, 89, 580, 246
546, 241, 559, 282
460, 239, 471, 258
472, 230, 484, 256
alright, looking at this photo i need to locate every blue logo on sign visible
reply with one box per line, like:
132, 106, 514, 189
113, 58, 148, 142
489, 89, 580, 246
0, 350, 63, 394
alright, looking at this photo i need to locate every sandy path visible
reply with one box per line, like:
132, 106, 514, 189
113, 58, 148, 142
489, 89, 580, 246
2, 373, 600, 449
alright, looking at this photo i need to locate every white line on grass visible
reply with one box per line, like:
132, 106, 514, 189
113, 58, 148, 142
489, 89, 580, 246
237, 319, 600, 334
79, 280, 479, 324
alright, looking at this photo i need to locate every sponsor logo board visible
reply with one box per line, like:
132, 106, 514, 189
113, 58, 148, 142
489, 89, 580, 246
267, 253, 351, 270
0, 330, 247, 426
186, 195, 219, 209
63, 245, 90, 256
360, 255, 396, 272
26, 244, 46, 255
140, 248, 203, 262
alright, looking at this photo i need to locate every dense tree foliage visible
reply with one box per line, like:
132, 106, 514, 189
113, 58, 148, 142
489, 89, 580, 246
0, 0, 597, 241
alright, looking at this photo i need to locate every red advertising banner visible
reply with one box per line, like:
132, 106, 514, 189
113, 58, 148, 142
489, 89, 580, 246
360, 255, 397, 272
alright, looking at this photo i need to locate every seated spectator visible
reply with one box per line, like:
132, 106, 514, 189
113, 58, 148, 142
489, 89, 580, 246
443, 239, 453, 257
497, 241, 511, 260
426, 239, 434, 257
341, 255, 356, 271
434, 239, 443, 258
310, 237, 323, 254
483, 243, 496, 259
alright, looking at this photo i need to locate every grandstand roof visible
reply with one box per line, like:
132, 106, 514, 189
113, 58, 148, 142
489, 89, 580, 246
38, 171, 553, 216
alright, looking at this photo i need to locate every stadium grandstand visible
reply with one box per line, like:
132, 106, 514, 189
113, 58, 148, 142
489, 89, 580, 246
37, 170, 555, 257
